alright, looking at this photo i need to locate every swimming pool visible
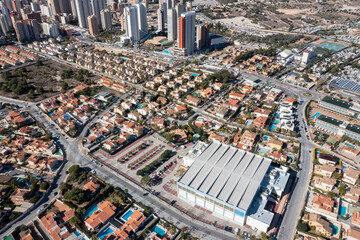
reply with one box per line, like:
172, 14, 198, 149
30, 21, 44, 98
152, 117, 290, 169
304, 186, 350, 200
339, 205, 346, 216
98, 227, 114, 239
345, 142, 355, 148
269, 124, 276, 131
312, 112, 321, 120
245, 120, 252, 127
275, 113, 280, 118
152, 226, 166, 236
48, 111, 55, 116
162, 50, 172, 54
273, 119, 280, 124
17, 177, 24, 183
190, 73, 199, 77
332, 225, 339, 235
55, 151, 62, 156
52, 165, 60, 172
263, 136, 271, 141
122, 209, 134, 221
75, 231, 82, 236
259, 148, 270, 153
64, 113, 72, 119
194, 134, 200, 139
137, 105, 143, 109
0, 136, 4, 139
84, 204, 99, 218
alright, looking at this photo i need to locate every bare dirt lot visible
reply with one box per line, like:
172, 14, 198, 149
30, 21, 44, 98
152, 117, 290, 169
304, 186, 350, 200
0, 60, 100, 102
277, 8, 310, 15
205, 0, 360, 30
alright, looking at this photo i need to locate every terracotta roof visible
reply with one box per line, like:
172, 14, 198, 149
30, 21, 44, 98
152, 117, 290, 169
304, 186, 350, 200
314, 164, 336, 174
229, 91, 245, 99
85, 201, 116, 229
312, 194, 334, 212
343, 145, 360, 155
313, 176, 336, 186
349, 227, 360, 239
345, 168, 360, 180
83, 180, 100, 193
283, 97, 295, 104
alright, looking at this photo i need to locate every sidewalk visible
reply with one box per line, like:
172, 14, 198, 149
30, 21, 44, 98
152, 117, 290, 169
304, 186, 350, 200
158, 182, 256, 236
89, 152, 248, 237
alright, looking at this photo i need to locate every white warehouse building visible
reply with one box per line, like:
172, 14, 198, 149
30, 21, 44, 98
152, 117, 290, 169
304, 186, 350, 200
177, 141, 290, 232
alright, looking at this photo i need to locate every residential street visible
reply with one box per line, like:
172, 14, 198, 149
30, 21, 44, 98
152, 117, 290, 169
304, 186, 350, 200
0, 65, 349, 240
0, 96, 237, 240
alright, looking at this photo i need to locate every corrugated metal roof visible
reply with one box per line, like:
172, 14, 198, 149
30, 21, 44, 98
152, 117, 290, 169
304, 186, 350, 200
178, 142, 272, 211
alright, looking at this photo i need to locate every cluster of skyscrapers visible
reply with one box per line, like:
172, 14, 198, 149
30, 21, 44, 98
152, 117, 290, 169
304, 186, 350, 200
0, 0, 113, 42
157, 0, 210, 55
0, 0, 42, 41
0, 0, 209, 55
73, 0, 112, 35
123, 1, 148, 44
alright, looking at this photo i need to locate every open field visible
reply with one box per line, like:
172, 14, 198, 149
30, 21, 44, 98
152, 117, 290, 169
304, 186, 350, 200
217, 16, 262, 29
277, 9, 310, 15
203, 0, 360, 30
0, 60, 100, 102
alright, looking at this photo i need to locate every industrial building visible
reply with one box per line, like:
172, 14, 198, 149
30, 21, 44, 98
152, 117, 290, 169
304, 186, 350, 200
177, 141, 290, 232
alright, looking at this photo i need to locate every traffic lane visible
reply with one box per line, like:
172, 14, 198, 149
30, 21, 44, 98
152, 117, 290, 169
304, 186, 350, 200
88, 160, 236, 240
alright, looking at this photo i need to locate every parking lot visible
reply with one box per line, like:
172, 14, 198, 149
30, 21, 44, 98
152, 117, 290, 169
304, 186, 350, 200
91, 133, 188, 184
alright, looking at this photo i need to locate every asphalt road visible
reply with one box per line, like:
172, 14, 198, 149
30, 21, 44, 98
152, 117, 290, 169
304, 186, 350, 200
0, 53, 341, 240
0, 96, 237, 240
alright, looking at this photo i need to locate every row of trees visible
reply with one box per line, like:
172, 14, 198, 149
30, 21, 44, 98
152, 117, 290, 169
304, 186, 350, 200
235, 34, 304, 48
0, 78, 33, 95
136, 150, 172, 177
206, 70, 235, 84
235, 48, 277, 62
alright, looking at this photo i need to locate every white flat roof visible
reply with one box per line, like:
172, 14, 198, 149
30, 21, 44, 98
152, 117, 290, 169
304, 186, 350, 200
178, 141, 272, 211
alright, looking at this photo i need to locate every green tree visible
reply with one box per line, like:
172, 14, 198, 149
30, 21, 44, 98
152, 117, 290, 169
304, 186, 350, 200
338, 183, 347, 196
20, 224, 27, 232
141, 175, 152, 185
63, 188, 85, 203
29, 196, 39, 203
28, 89, 34, 97
302, 74, 309, 80
332, 172, 342, 180
40, 182, 50, 190
297, 221, 309, 232
68, 165, 80, 174
326, 191, 336, 198
260, 232, 268, 240
356, 178, 360, 185
62, 82, 69, 91
1, 71, 10, 80
36, 86, 44, 94
36, 60, 43, 66
165, 132, 175, 142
